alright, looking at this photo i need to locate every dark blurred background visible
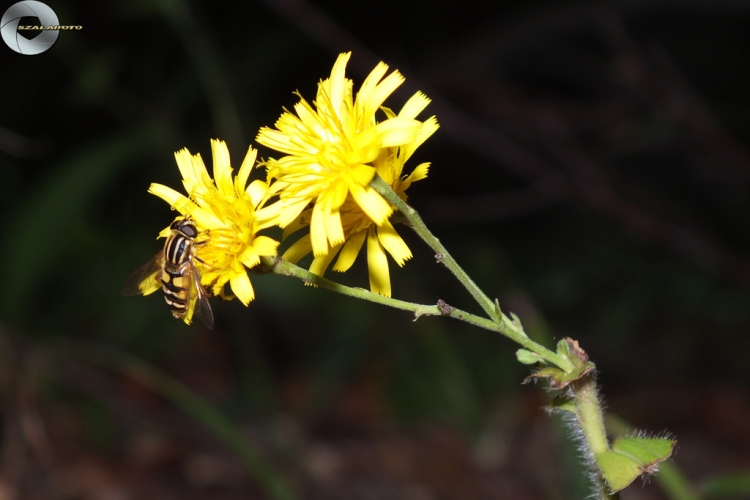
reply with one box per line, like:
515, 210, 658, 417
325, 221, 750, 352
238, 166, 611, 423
1, 0, 749, 498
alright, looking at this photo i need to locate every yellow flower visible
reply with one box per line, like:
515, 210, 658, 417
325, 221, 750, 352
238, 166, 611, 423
256, 51, 425, 258
149, 139, 280, 305
282, 94, 439, 296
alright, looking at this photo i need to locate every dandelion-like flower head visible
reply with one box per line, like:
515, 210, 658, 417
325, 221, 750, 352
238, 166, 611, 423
283, 93, 440, 296
256, 52, 426, 257
149, 139, 280, 304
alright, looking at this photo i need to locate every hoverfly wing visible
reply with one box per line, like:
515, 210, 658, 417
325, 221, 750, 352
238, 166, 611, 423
185, 267, 214, 329
193, 288, 215, 330
122, 252, 164, 296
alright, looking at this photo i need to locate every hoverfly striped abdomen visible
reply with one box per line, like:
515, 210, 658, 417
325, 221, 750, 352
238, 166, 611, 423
161, 268, 190, 314
122, 216, 214, 329
161, 219, 201, 318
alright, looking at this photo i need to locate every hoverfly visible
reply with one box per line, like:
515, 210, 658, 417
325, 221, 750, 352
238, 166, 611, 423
122, 217, 214, 329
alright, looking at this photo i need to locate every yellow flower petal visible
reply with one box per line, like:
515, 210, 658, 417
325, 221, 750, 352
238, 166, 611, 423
239, 248, 260, 269
347, 163, 377, 187
310, 243, 342, 276
256, 128, 294, 155
148, 184, 219, 228
174, 149, 196, 190
347, 128, 381, 164
323, 208, 344, 247
309, 202, 331, 257
188, 153, 213, 197
246, 178, 268, 207
139, 274, 162, 295
323, 179, 350, 212
309, 198, 346, 256
366, 226, 390, 297
191, 208, 228, 230
255, 202, 282, 231
282, 209, 312, 240
357, 61, 389, 113
291, 100, 321, 135
399, 91, 432, 120
381, 106, 396, 120
236, 146, 258, 195
148, 183, 190, 208
400, 162, 430, 191
332, 228, 367, 272
157, 226, 172, 239
375, 118, 420, 148
252, 235, 280, 257
278, 197, 313, 228
282, 235, 312, 264
402, 116, 439, 162
210, 277, 227, 297
376, 220, 412, 266
211, 139, 234, 197
230, 271, 255, 305
362, 68, 404, 118
328, 52, 351, 115
349, 184, 392, 225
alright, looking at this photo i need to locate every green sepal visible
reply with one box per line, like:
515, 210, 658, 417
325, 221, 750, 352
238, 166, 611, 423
516, 348, 541, 365
547, 395, 577, 414
612, 437, 675, 472
492, 298, 503, 324
596, 437, 676, 492
596, 450, 641, 492
556, 338, 571, 357
510, 312, 527, 337
524, 338, 595, 389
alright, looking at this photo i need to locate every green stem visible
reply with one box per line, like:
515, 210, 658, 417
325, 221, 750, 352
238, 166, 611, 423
573, 377, 609, 456
368, 175, 574, 372
370, 175, 500, 322
265, 257, 574, 372
572, 375, 617, 500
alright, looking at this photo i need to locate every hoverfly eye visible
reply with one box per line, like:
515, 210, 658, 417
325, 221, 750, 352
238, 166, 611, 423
170, 219, 183, 230
181, 224, 198, 238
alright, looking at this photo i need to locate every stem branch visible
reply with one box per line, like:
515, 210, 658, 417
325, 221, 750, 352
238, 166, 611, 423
370, 175, 500, 322
266, 257, 573, 372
